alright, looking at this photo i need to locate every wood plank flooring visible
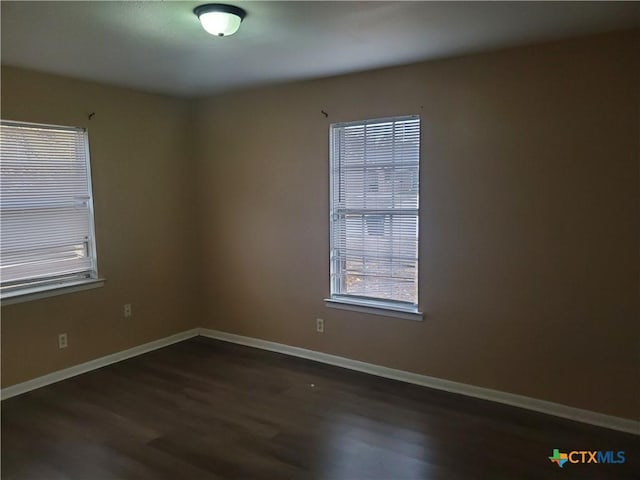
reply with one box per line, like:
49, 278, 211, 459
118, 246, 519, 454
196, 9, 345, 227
2, 337, 638, 479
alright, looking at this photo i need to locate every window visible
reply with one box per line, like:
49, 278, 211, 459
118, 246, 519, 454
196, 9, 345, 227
328, 115, 421, 318
0, 120, 99, 300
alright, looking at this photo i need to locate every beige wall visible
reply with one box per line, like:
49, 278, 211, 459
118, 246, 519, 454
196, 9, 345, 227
1, 30, 638, 421
1, 67, 200, 386
194, 30, 639, 420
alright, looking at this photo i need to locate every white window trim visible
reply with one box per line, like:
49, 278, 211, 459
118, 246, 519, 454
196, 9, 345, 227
324, 296, 423, 321
1, 278, 105, 306
328, 115, 421, 317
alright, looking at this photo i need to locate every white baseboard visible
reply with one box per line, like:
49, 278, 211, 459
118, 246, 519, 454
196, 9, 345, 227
0, 328, 200, 400
2, 327, 637, 435
199, 328, 640, 435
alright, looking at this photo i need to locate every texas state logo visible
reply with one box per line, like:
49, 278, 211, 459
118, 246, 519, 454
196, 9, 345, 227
549, 449, 626, 468
549, 449, 569, 468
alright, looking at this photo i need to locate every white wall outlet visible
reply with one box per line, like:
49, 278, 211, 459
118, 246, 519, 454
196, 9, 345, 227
58, 333, 68, 349
124, 303, 132, 317
316, 318, 324, 333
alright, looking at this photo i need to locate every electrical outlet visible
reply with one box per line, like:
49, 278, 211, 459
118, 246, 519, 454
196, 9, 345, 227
316, 318, 324, 333
124, 303, 132, 317
58, 333, 68, 349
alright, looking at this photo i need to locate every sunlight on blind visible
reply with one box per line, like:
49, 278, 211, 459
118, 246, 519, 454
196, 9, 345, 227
330, 116, 419, 306
0, 121, 97, 292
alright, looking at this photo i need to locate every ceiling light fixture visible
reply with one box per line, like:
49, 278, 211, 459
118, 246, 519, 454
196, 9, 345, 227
194, 3, 246, 37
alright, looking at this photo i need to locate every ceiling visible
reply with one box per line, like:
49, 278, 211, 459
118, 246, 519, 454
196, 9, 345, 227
2, 1, 638, 98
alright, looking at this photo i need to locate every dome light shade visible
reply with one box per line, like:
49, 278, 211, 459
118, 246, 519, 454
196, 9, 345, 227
194, 4, 246, 37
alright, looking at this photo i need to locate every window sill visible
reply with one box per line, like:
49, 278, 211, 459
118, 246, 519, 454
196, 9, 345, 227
324, 297, 423, 321
1, 278, 106, 306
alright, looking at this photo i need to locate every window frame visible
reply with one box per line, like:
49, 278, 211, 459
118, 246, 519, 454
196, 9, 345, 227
0, 119, 102, 304
325, 115, 423, 320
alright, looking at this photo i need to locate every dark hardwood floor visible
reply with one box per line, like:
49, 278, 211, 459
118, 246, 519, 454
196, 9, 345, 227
1, 337, 638, 479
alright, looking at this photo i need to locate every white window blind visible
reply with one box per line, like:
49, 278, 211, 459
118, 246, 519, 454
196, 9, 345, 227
330, 115, 420, 310
0, 120, 98, 295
